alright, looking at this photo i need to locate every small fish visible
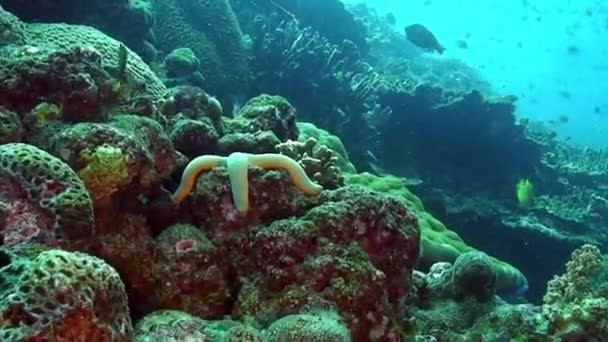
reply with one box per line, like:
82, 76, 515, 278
549, 114, 570, 125
558, 90, 572, 100
455, 39, 468, 49
567, 45, 580, 55
405, 23, 445, 54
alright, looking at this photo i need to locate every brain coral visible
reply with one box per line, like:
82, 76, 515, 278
0, 248, 132, 341
152, 0, 249, 97
0, 5, 25, 46
0, 143, 94, 247
23, 22, 166, 100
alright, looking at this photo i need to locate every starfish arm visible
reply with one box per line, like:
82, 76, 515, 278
248, 153, 323, 195
171, 155, 225, 204
227, 152, 250, 213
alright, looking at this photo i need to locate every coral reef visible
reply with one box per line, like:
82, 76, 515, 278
248, 18, 386, 170
2, 1, 608, 341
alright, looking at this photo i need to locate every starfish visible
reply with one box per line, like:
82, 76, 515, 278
171, 152, 323, 213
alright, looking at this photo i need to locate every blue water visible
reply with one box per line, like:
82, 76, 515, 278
345, 0, 608, 149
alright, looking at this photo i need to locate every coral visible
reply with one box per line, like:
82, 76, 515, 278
0, 248, 132, 341
0, 143, 94, 248
170, 152, 323, 213
248, 19, 384, 169
296, 122, 356, 174
152, 224, 233, 318
0, 5, 25, 46
344, 172, 528, 296
232, 186, 419, 340
451, 251, 497, 302
24, 22, 166, 100
33, 115, 185, 209
226, 94, 298, 142
0, 107, 23, 143
264, 311, 351, 341
542, 244, 608, 338
275, 137, 344, 189
164, 47, 201, 77
78, 144, 130, 202
0, 0, 154, 57
134, 310, 264, 341
152, 0, 249, 99
0, 46, 115, 121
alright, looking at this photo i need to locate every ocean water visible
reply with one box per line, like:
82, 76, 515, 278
345, 0, 608, 149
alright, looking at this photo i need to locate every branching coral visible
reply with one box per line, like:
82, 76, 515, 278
276, 137, 344, 189
543, 244, 608, 338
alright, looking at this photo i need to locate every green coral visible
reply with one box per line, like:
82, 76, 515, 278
78, 144, 130, 201
164, 47, 200, 76
29, 102, 60, 128
345, 172, 527, 295
0, 107, 22, 143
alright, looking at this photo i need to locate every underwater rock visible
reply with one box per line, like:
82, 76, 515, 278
232, 186, 419, 340
404, 23, 445, 54
344, 172, 528, 297
162, 85, 224, 134
152, 224, 234, 318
